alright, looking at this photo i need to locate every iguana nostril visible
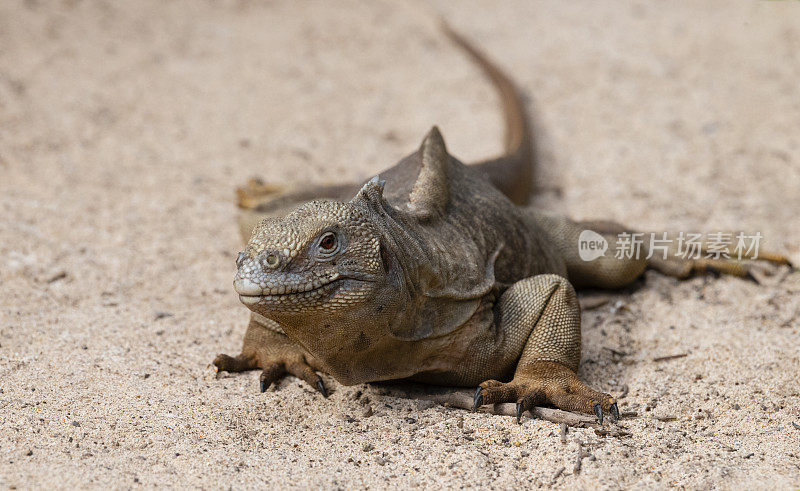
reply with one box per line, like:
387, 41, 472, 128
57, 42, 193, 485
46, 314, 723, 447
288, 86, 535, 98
236, 251, 247, 268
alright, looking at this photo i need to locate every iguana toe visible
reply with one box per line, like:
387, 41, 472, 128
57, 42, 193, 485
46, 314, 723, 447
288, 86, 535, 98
316, 379, 328, 398
213, 352, 257, 373
283, 360, 328, 397
472, 387, 483, 412
593, 403, 603, 424
610, 402, 620, 422
256, 360, 327, 396
215, 319, 329, 397
258, 363, 284, 392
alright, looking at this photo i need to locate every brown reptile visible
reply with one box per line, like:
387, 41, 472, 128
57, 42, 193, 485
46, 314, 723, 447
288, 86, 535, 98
213, 23, 791, 423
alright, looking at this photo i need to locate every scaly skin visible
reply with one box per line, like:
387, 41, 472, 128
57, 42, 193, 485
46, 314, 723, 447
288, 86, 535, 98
214, 24, 792, 423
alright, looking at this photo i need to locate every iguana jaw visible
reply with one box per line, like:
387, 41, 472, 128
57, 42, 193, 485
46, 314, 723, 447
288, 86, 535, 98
237, 284, 341, 307
235, 272, 380, 312
237, 278, 344, 307
234, 272, 342, 299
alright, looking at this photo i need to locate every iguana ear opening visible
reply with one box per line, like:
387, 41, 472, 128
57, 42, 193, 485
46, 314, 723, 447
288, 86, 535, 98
407, 126, 451, 220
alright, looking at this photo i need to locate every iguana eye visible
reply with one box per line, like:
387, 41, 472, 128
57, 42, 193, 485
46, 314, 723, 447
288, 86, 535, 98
319, 232, 337, 252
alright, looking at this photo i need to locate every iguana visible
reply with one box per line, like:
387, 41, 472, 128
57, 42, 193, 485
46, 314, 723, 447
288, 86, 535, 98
213, 23, 791, 423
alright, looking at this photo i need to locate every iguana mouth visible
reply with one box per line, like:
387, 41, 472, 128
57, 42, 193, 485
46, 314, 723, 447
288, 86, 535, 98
236, 272, 381, 307
236, 274, 342, 304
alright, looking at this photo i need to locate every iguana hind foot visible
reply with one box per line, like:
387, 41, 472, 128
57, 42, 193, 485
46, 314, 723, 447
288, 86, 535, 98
648, 250, 792, 284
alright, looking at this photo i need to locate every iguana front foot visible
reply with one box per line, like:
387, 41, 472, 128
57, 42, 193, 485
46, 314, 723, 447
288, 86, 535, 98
213, 352, 327, 397
472, 361, 618, 424
213, 315, 328, 397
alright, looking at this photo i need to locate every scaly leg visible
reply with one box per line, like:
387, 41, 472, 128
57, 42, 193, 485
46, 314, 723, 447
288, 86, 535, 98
473, 274, 618, 423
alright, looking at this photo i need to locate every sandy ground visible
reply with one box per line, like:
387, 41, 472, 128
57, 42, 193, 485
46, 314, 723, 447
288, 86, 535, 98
2, 0, 800, 488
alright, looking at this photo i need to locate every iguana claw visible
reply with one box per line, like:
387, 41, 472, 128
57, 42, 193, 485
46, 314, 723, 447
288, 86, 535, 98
472, 387, 483, 412
316, 379, 328, 398
515, 402, 524, 424
610, 402, 619, 422
594, 403, 603, 424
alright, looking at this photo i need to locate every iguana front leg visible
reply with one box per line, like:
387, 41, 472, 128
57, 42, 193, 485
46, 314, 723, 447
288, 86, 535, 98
473, 274, 618, 423
214, 314, 328, 396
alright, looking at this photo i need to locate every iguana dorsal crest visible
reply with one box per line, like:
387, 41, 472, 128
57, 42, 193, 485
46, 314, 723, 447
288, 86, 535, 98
407, 126, 451, 220
351, 175, 387, 211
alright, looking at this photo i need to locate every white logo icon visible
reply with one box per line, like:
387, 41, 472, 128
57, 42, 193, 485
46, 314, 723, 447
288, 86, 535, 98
578, 230, 608, 261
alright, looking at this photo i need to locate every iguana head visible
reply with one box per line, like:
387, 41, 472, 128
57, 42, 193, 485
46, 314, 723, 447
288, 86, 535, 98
234, 188, 387, 314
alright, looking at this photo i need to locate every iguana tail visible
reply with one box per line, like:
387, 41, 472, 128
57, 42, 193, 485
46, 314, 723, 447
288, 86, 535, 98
441, 20, 535, 205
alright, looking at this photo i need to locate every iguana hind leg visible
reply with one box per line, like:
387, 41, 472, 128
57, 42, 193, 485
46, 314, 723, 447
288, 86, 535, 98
473, 274, 617, 423
532, 212, 793, 288
214, 315, 328, 397
646, 247, 792, 284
